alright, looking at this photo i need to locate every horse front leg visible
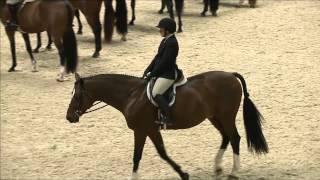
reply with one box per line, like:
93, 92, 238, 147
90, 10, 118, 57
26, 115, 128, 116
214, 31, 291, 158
85, 12, 102, 58
148, 130, 189, 180
129, 130, 147, 180
6, 30, 17, 72
22, 33, 37, 72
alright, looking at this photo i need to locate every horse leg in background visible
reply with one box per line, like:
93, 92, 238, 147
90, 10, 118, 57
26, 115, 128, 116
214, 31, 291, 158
237, 0, 245, 7
129, 131, 147, 180
248, 0, 256, 8
129, 0, 135, 25
209, 0, 219, 16
5, 30, 18, 72
166, 0, 174, 19
158, 0, 166, 14
201, 0, 209, 16
209, 118, 230, 176
148, 130, 189, 180
174, 0, 183, 32
46, 31, 53, 50
34, 32, 52, 53
52, 38, 66, 82
84, 11, 101, 58
22, 33, 37, 72
74, 9, 83, 34
33, 32, 42, 53
104, 0, 115, 43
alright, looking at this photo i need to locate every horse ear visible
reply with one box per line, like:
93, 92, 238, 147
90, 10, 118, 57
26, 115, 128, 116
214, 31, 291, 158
75, 73, 81, 81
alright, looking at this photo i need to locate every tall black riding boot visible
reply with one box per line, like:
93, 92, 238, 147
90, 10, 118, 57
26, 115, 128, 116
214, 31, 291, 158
154, 95, 173, 125
6, 4, 19, 31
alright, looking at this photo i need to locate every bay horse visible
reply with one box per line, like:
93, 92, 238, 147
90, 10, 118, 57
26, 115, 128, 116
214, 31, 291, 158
66, 71, 268, 179
0, 0, 78, 81
33, 0, 128, 58
33, 9, 82, 53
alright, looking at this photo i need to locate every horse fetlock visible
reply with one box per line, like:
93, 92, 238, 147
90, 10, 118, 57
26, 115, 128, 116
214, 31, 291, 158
128, 172, 139, 180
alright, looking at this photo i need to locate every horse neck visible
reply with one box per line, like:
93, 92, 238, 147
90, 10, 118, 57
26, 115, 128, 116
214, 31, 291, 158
84, 75, 143, 113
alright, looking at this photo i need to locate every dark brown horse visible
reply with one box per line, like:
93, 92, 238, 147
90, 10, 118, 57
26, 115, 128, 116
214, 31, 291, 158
0, 0, 78, 81
66, 71, 268, 179
33, 0, 128, 58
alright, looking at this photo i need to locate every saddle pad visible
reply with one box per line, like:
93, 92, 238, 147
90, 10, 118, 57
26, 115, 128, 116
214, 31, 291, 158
147, 75, 187, 107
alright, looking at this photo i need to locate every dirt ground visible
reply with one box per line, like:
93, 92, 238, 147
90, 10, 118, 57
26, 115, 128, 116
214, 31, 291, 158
1, 0, 320, 179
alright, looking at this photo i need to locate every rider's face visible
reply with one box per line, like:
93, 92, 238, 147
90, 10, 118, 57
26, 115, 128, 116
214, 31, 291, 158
160, 28, 166, 37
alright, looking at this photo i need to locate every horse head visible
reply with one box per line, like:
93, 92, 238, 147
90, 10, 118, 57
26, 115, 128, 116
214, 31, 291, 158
66, 73, 95, 123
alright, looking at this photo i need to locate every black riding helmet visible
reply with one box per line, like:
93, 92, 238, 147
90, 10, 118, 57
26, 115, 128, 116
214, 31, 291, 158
156, 18, 176, 33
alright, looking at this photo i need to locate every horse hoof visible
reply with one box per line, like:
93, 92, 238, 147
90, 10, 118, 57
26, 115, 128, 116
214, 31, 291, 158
33, 49, 40, 53
8, 67, 16, 72
227, 175, 239, 180
77, 31, 83, 35
46, 46, 52, 50
56, 78, 65, 82
212, 12, 218, 17
92, 52, 100, 58
181, 172, 189, 180
129, 21, 134, 26
177, 29, 183, 33
121, 36, 127, 41
200, 12, 206, 17
158, 10, 163, 14
215, 168, 223, 175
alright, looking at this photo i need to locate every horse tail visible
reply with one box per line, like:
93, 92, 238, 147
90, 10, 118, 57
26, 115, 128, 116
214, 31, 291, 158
104, 0, 114, 42
115, 0, 128, 35
63, 2, 78, 73
233, 72, 269, 154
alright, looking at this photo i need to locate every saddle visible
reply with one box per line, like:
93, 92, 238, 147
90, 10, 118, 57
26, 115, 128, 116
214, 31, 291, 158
146, 69, 187, 107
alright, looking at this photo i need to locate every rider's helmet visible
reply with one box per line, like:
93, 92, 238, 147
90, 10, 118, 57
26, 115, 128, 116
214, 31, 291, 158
156, 18, 176, 33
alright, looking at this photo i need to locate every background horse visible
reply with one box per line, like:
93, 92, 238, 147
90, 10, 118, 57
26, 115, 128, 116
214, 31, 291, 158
66, 71, 268, 179
34, 0, 128, 58
33, 9, 82, 53
0, 0, 78, 81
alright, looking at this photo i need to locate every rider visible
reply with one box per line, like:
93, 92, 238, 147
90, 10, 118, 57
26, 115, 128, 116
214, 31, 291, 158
143, 17, 179, 125
6, 0, 24, 31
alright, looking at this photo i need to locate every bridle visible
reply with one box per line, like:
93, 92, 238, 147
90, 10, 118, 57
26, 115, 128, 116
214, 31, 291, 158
72, 77, 147, 118
72, 86, 108, 118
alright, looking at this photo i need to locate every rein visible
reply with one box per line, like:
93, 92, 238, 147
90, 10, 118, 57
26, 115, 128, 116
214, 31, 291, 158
82, 101, 108, 114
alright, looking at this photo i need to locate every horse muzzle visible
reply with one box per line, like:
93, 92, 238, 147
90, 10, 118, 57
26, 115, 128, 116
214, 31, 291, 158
66, 113, 80, 123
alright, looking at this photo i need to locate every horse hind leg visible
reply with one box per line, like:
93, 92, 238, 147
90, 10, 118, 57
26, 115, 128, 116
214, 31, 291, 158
211, 116, 241, 179
209, 118, 229, 176
52, 37, 66, 82
22, 33, 37, 72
